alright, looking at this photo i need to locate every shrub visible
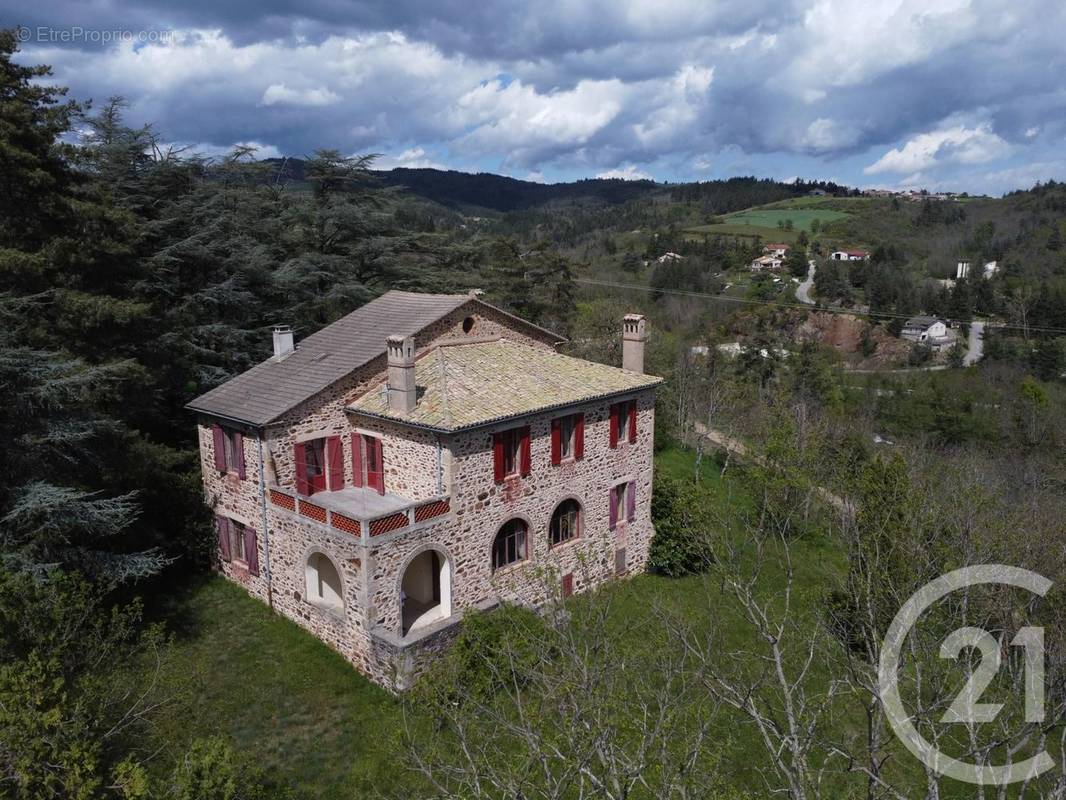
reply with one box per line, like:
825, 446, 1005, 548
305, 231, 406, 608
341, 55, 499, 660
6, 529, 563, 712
648, 474, 717, 576
423, 603, 547, 704
170, 737, 297, 800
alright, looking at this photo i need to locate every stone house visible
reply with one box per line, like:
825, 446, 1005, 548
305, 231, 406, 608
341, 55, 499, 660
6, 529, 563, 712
187, 291, 661, 689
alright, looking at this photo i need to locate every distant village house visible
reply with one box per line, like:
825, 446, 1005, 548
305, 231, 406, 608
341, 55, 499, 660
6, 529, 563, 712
830, 249, 870, 261
900, 316, 950, 348
750, 255, 783, 271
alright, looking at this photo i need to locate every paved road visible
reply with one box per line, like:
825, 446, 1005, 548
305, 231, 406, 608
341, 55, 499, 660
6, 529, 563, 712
796, 259, 816, 304
964, 320, 985, 366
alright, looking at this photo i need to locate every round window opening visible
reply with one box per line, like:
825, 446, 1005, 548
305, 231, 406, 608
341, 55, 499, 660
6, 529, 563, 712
462, 316, 476, 333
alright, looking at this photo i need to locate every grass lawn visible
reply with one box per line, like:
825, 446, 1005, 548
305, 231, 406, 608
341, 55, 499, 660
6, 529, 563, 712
719, 207, 851, 232
148, 447, 863, 797
684, 221, 801, 243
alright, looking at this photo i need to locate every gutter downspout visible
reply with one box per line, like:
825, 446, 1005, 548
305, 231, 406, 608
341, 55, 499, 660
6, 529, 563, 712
256, 434, 274, 610
435, 434, 444, 495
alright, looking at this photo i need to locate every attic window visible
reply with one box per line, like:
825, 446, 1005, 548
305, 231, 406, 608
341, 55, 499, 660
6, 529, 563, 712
462, 316, 476, 333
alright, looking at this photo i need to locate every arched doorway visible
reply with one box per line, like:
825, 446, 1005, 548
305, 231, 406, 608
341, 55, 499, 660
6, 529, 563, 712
401, 549, 451, 635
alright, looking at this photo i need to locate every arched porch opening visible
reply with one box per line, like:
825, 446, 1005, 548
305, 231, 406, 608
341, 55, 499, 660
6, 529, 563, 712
401, 549, 451, 635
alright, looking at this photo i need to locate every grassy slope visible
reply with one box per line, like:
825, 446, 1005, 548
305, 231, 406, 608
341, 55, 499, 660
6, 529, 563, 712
148, 448, 854, 797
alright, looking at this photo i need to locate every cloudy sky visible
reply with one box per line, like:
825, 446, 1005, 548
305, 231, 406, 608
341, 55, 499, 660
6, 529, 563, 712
8, 0, 1066, 193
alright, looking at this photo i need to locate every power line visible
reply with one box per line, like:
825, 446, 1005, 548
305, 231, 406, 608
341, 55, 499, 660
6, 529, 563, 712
573, 277, 1066, 337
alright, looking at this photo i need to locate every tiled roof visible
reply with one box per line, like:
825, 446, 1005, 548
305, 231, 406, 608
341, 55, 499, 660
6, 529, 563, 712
348, 339, 662, 432
186, 291, 565, 427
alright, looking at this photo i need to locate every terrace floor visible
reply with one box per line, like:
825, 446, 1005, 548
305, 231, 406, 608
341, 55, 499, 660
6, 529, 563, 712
297, 486, 412, 520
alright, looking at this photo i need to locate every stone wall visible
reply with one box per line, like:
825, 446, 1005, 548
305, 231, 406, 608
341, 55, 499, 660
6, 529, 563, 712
366, 388, 657, 636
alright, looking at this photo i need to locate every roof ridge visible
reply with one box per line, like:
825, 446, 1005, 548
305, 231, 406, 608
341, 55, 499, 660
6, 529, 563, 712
436, 347, 452, 429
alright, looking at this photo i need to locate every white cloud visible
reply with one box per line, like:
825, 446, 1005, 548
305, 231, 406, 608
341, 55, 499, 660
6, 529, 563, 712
261, 83, 340, 107
374, 146, 447, 169
1025, 126, 1040, 139
453, 77, 627, 149
524, 170, 548, 183
595, 164, 653, 180
802, 118, 860, 152
864, 120, 1011, 174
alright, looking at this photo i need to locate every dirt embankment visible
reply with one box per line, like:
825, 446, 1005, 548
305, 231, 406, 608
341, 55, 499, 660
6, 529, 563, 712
796, 312, 909, 368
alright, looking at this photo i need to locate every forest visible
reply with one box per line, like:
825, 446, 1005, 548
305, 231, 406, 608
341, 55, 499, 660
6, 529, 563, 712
3, 29, 1066, 799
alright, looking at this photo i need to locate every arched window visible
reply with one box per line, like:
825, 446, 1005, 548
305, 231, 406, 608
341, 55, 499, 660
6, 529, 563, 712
549, 499, 582, 547
305, 552, 343, 610
492, 519, 527, 572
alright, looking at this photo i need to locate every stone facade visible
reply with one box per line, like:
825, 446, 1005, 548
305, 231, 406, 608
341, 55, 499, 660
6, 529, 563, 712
196, 299, 659, 690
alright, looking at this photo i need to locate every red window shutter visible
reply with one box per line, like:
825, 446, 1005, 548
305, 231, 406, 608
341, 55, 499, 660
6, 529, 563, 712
216, 516, 231, 562
519, 427, 531, 476
233, 432, 246, 480
212, 425, 227, 471
243, 525, 259, 576
608, 486, 618, 530
561, 573, 574, 598
492, 433, 505, 483
294, 442, 310, 495
326, 436, 344, 491
369, 437, 385, 495
628, 400, 638, 443
574, 413, 585, 460
550, 419, 561, 465
609, 404, 619, 448
350, 433, 364, 488
627, 480, 636, 521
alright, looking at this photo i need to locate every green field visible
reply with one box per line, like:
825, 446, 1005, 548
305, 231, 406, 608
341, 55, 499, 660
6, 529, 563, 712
719, 207, 851, 232
684, 221, 802, 243
683, 204, 852, 243
145, 447, 858, 797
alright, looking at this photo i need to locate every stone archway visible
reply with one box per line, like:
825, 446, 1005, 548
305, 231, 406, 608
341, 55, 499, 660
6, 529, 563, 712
400, 548, 451, 636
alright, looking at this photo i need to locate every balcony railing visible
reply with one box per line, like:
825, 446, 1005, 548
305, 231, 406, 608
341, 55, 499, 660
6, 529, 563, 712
267, 486, 450, 542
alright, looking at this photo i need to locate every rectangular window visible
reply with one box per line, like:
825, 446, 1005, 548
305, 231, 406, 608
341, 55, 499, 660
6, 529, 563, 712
502, 428, 519, 476
296, 438, 328, 495
559, 415, 575, 460
363, 434, 384, 494
609, 401, 636, 448
231, 522, 246, 562
305, 438, 326, 494
223, 430, 239, 470
610, 482, 635, 529
493, 426, 530, 481
211, 425, 246, 479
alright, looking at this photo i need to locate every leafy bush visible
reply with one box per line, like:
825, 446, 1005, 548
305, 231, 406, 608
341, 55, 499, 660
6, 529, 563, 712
170, 737, 297, 800
423, 603, 547, 703
648, 474, 717, 576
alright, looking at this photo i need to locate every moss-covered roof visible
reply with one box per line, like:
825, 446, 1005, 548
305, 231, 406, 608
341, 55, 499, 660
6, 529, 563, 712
348, 339, 661, 432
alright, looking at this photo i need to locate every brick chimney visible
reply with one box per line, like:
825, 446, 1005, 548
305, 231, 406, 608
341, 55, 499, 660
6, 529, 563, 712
386, 335, 417, 413
622, 314, 646, 374
272, 325, 294, 361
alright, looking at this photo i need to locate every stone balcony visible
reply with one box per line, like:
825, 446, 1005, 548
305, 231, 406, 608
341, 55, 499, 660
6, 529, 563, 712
266, 484, 451, 542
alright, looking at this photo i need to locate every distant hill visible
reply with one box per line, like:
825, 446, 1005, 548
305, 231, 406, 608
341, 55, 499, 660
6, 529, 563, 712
258, 158, 855, 215
372, 168, 660, 212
